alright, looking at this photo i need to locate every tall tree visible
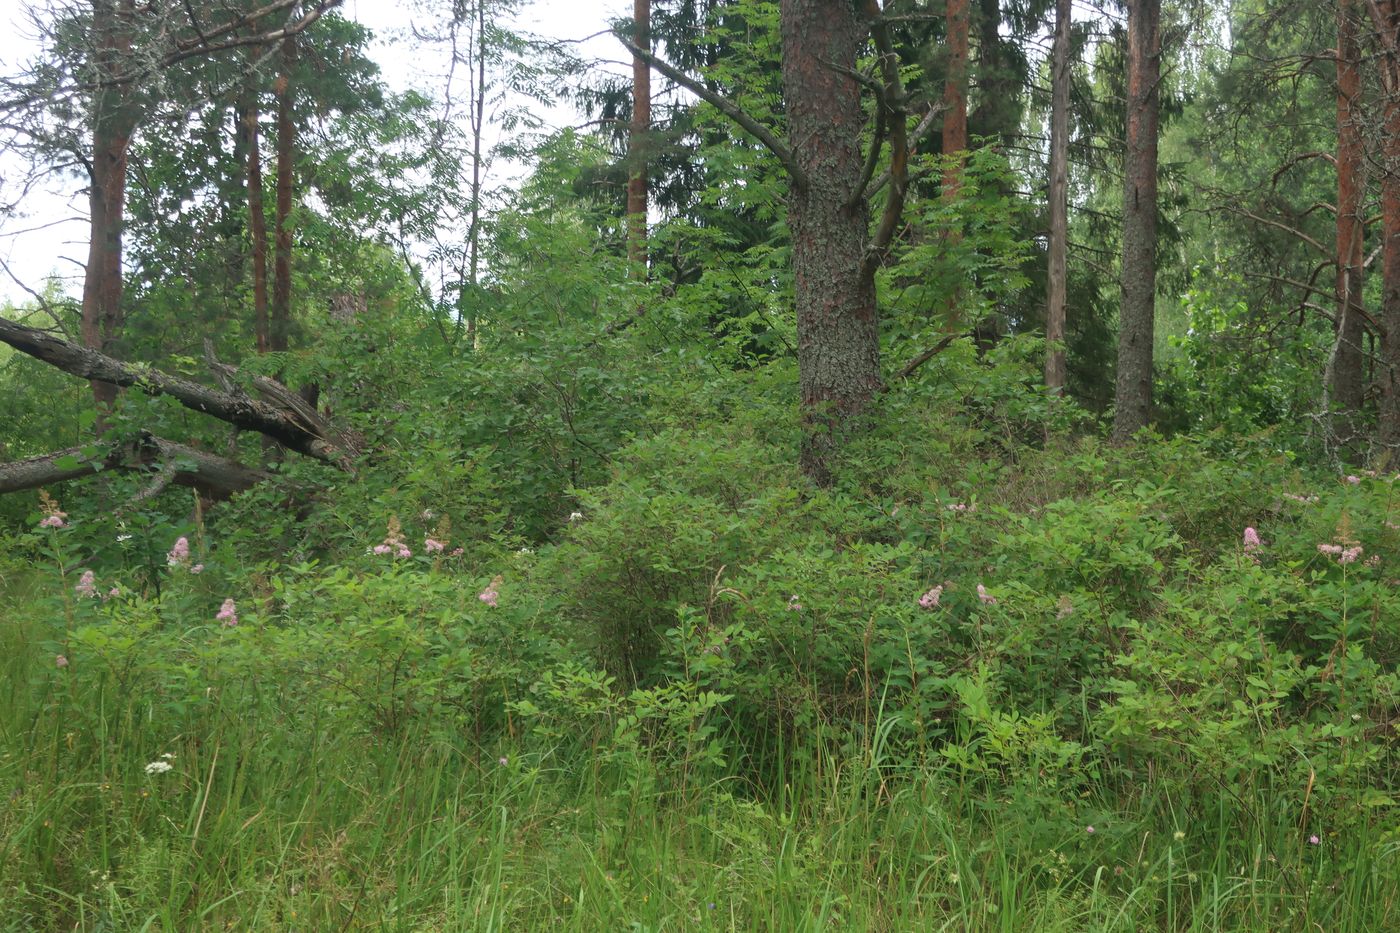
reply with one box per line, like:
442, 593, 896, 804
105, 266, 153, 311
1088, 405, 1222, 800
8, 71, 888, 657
81, 0, 139, 424
1368, 0, 1400, 450
1326, 0, 1368, 430
1045, 0, 1070, 393
942, 0, 970, 196
1112, 0, 1162, 442
272, 32, 297, 355
622, 0, 922, 483
240, 80, 272, 354
628, 0, 651, 269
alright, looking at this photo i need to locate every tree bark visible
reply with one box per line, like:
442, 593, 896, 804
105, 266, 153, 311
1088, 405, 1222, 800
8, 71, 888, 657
241, 89, 272, 354
627, 0, 651, 270
0, 434, 269, 500
780, 0, 883, 484
272, 32, 297, 355
1045, 0, 1071, 394
81, 0, 138, 428
942, 0, 970, 196
1374, 0, 1400, 450
1327, 0, 1368, 430
0, 316, 351, 466
1111, 0, 1161, 442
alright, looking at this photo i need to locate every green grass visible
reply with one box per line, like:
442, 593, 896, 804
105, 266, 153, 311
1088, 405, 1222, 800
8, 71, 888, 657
2, 577, 1398, 931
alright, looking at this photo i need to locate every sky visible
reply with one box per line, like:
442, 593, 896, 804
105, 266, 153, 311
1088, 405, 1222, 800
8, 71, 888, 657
0, 0, 629, 305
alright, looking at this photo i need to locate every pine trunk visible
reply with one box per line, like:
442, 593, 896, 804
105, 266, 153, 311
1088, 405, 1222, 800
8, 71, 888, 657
81, 0, 136, 427
780, 0, 883, 484
1045, 0, 1071, 394
942, 0, 970, 195
272, 34, 297, 356
1112, 0, 1161, 442
627, 0, 651, 270
241, 93, 271, 355
1379, 0, 1400, 451
1328, 0, 1367, 427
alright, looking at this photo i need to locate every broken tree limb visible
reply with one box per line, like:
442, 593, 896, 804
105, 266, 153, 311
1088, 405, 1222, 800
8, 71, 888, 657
0, 433, 270, 500
0, 316, 353, 467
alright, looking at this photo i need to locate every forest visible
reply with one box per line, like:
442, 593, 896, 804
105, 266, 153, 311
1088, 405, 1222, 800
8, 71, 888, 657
0, 0, 1398, 928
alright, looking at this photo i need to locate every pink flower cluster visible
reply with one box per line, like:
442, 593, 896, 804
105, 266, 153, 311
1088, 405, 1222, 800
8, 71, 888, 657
39, 512, 67, 529
1318, 543, 1364, 564
1243, 527, 1262, 551
478, 575, 502, 608
373, 517, 412, 559
918, 586, 943, 610
425, 537, 445, 554
1283, 493, 1319, 504
946, 502, 974, 514
977, 584, 997, 605
216, 598, 238, 627
75, 570, 97, 598
787, 595, 803, 612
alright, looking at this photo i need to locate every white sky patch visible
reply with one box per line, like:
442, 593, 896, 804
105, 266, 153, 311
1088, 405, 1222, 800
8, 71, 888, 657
0, 0, 629, 304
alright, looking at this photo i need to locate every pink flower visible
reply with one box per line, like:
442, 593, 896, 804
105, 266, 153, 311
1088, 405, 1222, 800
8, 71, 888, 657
425, 538, 445, 554
39, 514, 66, 529
373, 543, 392, 555
55, 654, 68, 668
787, 595, 803, 612
1308, 834, 1320, 845
167, 536, 190, 568
396, 545, 412, 559
1243, 527, 1261, 551
1340, 545, 1363, 564
946, 502, 973, 513
106, 587, 120, 599
1346, 475, 1361, 485
450, 548, 464, 557
478, 575, 502, 608
190, 564, 204, 574
1086, 825, 1095, 835
215, 598, 238, 627
498, 756, 509, 766
918, 586, 943, 610
74, 570, 97, 598
977, 584, 997, 605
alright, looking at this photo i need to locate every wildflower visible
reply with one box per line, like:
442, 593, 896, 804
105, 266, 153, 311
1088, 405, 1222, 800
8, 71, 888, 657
160, 752, 175, 760
1243, 526, 1261, 551
479, 575, 502, 608
74, 570, 97, 598
425, 538, 446, 554
116, 534, 132, 542
1056, 595, 1075, 620
39, 514, 66, 529
518, 547, 534, 555
788, 594, 803, 611
215, 598, 238, 627
374, 516, 409, 558
373, 544, 392, 555
1283, 493, 1319, 504
568, 511, 583, 522
1340, 545, 1364, 565
450, 547, 464, 557
106, 587, 119, 599
1173, 831, 1185, 841
396, 545, 412, 559
498, 756, 509, 766
946, 502, 973, 513
948, 873, 960, 884
1346, 475, 1361, 485
144, 760, 173, 775
190, 564, 204, 574
55, 654, 68, 669
1308, 834, 1320, 845
977, 584, 997, 605
38, 491, 67, 528
167, 536, 191, 568
918, 586, 942, 610
1086, 825, 1095, 835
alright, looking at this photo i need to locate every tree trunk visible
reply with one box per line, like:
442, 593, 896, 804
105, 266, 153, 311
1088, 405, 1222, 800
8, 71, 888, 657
0, 316, 353, 466
465, 0, 488, 346
272, 32, 297, 355
1377, 0, 1400, 451
780, 0, 883, 484
81, 0, 137, 428
942, 0, 970, 196
1112, 0, 1161, 442
1328, 0, 1368, 429
241, 91, 271, 354
0, 434, 269, 500
627, 0, 651, 270
1045, 0, 1070, 394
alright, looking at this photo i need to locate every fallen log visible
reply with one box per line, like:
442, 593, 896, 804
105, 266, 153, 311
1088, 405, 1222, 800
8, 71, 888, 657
0, 316, 354, 467
0, 433, 270, 500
